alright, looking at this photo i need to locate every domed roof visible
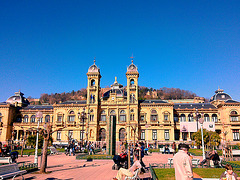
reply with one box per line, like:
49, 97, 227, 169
102, 77, 126, 99
127, 60, 138, 72
88, 59, 100, 73
6, 91, 30, 107
210, 88, 232, 102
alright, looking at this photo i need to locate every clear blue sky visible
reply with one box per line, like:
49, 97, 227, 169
0, 0, 240, 102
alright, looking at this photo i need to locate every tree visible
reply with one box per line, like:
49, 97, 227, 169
192, 129, 221, 149
26, 134, 52, 149
26, 135, 44, 149
39, 123, 64, 173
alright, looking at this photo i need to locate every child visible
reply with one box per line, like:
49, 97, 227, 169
220, 164, 239, 180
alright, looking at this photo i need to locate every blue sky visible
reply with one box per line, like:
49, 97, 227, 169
0, 0, 240, 102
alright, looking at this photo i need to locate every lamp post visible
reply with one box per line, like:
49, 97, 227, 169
145, 124, 151, 148
35, 111, 43, 164
199, 118, 205, 159
78, 108, 86, 150
195, 108, 199, 131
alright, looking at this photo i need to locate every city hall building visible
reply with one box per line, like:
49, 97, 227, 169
0, 60, 240, 154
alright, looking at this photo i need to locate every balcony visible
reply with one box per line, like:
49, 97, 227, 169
99, 121, 107, 125
67, 121, 76, 126
56, 121, 64, 126
129, 85, 136, 90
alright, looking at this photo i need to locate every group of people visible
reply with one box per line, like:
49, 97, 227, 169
173, 143, 239, 180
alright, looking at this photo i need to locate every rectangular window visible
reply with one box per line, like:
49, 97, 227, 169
80, 130, 84, 140
164, 115, 168, 121
151, 115, 158, 121
69, 116, 75, 122
231, 116, 239, 122
101, 115, 106, 121
57, 131, 61, 141
164, 130, 169, 140
120, 115, 126, 122
130, 114, 134, 121
141, 130, 145, 140
90, 115, 94, 122
68, 130, 73, 139
57, 116, 62, 122
152, 130, 157, 140
140, 115, 145, 122
233, 130, 240, 141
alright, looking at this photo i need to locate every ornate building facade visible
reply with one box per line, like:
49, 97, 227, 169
0, 60, 240, 154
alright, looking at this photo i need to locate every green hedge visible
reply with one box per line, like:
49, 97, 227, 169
76, 154, 113, 160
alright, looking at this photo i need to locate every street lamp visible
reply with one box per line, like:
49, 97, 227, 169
35, 111, 43, 164
199, 118, 205, 159
195, 108, 199, 131
145, 124, 151, 148
78, 108, 86, 150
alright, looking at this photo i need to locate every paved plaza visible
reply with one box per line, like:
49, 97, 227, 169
14, 152, 205, 180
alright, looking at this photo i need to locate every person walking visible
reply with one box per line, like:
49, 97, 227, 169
173, 143, 193, 180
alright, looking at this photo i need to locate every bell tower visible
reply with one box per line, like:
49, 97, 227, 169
126, 59, 139, 104
87, 60, 101, 105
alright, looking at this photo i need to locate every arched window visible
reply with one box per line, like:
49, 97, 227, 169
130, 109, 134, 121
120, 110, 126, 122
99, 128, 106, 141
180, 114, 186, 122
212, 114, 218, 122
110, 110, 116, 115
174, 114, 179, 122
0, 113, 2, 122
68, 111, 75, 122
130, 79, 134, 86
16, 115, 22, 122
30, 115, 35, 123
230, 110, 239, 122
130, 94, 135, 103
188, 114, 193, 122
100, 110, 106, 121
119, 128, 126, 141
90, 94, 95, 103
23, 115, 28, 123
57, 113, 63, 122
45, 115, 50, 123
204, 114, 210, 122
151, 109, 158, 121
163, 112, 170, 121
91, 79, 95, 86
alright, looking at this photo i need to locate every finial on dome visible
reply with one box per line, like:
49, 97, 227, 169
94, 57, 96, 64
130, 54, 134, 64
115, 76, 117, 83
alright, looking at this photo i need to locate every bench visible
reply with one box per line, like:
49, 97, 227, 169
232, 150, 240, 156
0, 163, 26, 179
0, 157, 12, 164
124, 168, 140, 180
192, 159, 200, 167
49, 147, 59, 155
160, 147, 174, 154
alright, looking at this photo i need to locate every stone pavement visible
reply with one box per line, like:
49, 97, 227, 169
15, 152, 203, 180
